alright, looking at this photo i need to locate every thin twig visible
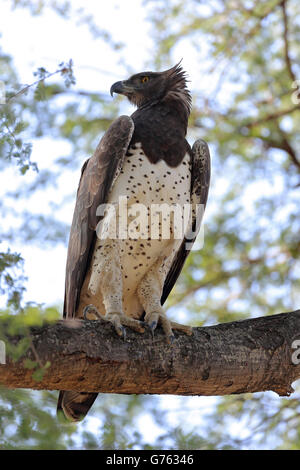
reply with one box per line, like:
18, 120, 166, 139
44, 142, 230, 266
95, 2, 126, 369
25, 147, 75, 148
244, 104, 300, 128
281, 0, 297, 84
1, 66, 70, 104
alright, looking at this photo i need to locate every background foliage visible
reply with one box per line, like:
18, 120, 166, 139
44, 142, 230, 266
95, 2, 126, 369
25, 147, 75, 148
0, 0, 299, 449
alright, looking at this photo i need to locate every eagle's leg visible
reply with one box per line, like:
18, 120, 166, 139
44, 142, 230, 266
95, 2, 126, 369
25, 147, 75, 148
87, 238, 144, 337
137, 258, 193, 343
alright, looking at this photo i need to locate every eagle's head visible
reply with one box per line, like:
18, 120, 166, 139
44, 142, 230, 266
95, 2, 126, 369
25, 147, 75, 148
110, 62, 191, 116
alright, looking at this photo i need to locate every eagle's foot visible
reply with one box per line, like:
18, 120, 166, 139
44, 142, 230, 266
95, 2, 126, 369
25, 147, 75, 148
144, 310, 193, 344
106, 312, 146, 338
83, 304, 145, 339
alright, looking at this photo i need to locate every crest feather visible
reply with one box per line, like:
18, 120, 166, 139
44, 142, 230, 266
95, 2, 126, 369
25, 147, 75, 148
162, 61, 192, 115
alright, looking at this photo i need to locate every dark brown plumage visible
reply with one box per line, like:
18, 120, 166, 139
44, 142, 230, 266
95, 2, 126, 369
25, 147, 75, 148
112, 63, 191, 167
63, 116, 134, 320
57, 62, 210, 422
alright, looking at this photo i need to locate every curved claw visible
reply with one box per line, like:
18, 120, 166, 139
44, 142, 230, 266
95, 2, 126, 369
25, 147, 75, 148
150, 321, 157, 330
140, 320, 157, 340
114, 321, 127, 340
167, 334, 175, 345
120, 326, 126, 341
83, 304, 100, 320
83, 305, 91, 320
143, 310, 192, 343
149, 321, 157, 340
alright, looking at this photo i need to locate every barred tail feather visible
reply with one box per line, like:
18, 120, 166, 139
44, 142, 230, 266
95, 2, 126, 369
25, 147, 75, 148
57, 391, 98, 422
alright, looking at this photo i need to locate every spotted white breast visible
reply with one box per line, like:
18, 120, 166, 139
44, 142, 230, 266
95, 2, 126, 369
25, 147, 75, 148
88, 142, 191, 318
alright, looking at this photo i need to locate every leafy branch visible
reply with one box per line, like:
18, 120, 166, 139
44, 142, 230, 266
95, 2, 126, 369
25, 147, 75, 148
281, 0, 297, 85
0, 307, 59, 382
0, 59, 75, 174
4, 59, 75, 103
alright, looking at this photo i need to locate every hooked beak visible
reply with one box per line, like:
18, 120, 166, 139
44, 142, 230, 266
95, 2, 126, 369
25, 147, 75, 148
110, 80, 134, 97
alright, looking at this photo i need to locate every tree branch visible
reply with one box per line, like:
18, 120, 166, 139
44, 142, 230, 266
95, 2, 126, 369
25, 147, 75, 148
281, 0, 297, 84
1, 310, 300, 398
243, 104, 300, 129
243, 107, 300, 171
275, 122, 300, 171
258, 130, 300, 171
1, 60, 75, 104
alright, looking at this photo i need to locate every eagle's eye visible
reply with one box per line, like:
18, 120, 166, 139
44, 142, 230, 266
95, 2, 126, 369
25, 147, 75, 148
141, 76, 149, 84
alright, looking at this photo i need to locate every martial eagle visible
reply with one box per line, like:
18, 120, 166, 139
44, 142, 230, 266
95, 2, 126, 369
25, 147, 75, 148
57, 62, 210, 421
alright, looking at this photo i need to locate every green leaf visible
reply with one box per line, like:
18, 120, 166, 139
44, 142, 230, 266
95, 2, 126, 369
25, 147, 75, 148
23, 358, 37, 370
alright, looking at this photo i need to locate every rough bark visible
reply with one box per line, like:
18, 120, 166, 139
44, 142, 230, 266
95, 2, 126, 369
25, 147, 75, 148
1, 310, 300, 397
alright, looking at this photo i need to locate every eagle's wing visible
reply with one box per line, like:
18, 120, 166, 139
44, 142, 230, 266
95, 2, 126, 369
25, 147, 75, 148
161, 139, 211, 304
63, 115, 134, 318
